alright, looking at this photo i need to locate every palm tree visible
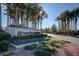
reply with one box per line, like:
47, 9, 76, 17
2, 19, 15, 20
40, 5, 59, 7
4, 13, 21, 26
56, 16, 62, 32
72, 7, 79, 32
63, 10, 70, 32
39, 10, 48, 31
4, 3, 47, 30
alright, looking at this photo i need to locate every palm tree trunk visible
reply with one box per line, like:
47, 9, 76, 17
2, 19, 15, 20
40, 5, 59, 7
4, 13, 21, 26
64, 20, 66, 32
61, 20, 63, 32
71, 19, 73, 31
15, 7, 19, 26
21, 14, 24, 27
26, 19, 28, 28
58, 20, 60, 32
73, 18, 75, 31
40, 18, 42, 33
37, 20, 39, 29
14, 4, 16, 25
35, 21, 37, 29
67, 19, 70, 33
0, 4, 2, 30
61, 21, 64, 32
75, 17, 77, 32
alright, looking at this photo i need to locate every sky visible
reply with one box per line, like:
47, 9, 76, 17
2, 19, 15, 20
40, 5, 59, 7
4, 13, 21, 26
2, 3, 79, 29
41, 3, 79, 29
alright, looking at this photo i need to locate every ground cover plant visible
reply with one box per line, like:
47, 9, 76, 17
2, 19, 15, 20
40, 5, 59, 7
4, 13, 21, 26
24, 39, 71, 56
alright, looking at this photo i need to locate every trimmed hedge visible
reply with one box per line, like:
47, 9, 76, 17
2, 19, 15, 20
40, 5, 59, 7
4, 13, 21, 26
0, 41, 10, 51
0, 32, 11, 52
12, 34, 47, 40
34, 50, 51, 56
0, 32, 11, 41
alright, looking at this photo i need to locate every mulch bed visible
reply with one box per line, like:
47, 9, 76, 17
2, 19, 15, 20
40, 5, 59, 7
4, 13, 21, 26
57, 43, 79, 56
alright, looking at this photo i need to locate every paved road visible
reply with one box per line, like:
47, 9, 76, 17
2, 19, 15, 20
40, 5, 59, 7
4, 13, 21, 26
47, 34, 79, 45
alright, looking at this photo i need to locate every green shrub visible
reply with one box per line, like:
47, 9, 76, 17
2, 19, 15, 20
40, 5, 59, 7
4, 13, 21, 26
12, 36, 20, 40
49, 40, 70, 49
0, 40, 10, 51
24, 45, 34, 50
42, 47, 54, 54
12, 34, 47, 40
34, 50, 51, 56
52, 47, 57, 52
48, 36, 51, 38
0, 32, 11, 52
0, 32, 11, 41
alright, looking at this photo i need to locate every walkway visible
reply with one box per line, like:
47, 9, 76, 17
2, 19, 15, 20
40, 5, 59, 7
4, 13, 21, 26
47, 33, 79, 45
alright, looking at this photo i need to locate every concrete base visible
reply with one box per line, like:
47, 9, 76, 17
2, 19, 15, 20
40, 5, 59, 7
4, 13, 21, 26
11, 42, 38, 49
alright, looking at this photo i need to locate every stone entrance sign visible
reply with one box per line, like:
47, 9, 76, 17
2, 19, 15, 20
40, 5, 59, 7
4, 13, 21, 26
5, 27, 41, 36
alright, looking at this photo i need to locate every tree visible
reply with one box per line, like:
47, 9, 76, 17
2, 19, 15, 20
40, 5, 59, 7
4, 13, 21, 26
56, 7, 79, 34
51, 24, 57, 33
44, 27, 50, 33
72, 7, 79, 32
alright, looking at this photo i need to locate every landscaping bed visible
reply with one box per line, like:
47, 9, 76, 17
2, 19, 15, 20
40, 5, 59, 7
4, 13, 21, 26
23, 40, 71, 56
11, 34, 47, 45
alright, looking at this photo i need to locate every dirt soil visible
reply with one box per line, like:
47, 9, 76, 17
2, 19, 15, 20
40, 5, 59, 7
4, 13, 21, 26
57, 43, 79, 56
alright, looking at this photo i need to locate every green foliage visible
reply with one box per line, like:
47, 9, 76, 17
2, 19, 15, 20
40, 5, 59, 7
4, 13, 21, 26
24, 45, 34, 50
42, 47, 54, 53
0, 40, 10, 51
44, 28, 50, 33
0, 32, 11, 52
48, 40, 71, 49
12, 34, 47, 40
34, 50, 51, 56
51, 24, 57, 33
24, 43, 38, 50
0, 32, 11, 41
48, 36, 51, 38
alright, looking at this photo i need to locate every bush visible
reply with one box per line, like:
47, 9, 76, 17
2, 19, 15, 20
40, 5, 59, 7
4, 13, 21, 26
48, 36, 51, 38
50, 40, 71, 49
0, 32, 11, 52
51, 47, 57, 52
42, 47, 54, 54
34, 50, 51, 56
24, 44, 38, 50
0, 32, 11, 41
24, 45, 34, 50
0, 40, 10, 51
0, 30, 5, 32
12, 34, 47, 40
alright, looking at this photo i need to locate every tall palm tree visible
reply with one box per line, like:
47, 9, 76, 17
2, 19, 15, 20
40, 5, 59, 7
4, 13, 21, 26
39, 10, 48, 31
56, 16, 62, 32
62, 10, 70, 32
72, 7, 79, 32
